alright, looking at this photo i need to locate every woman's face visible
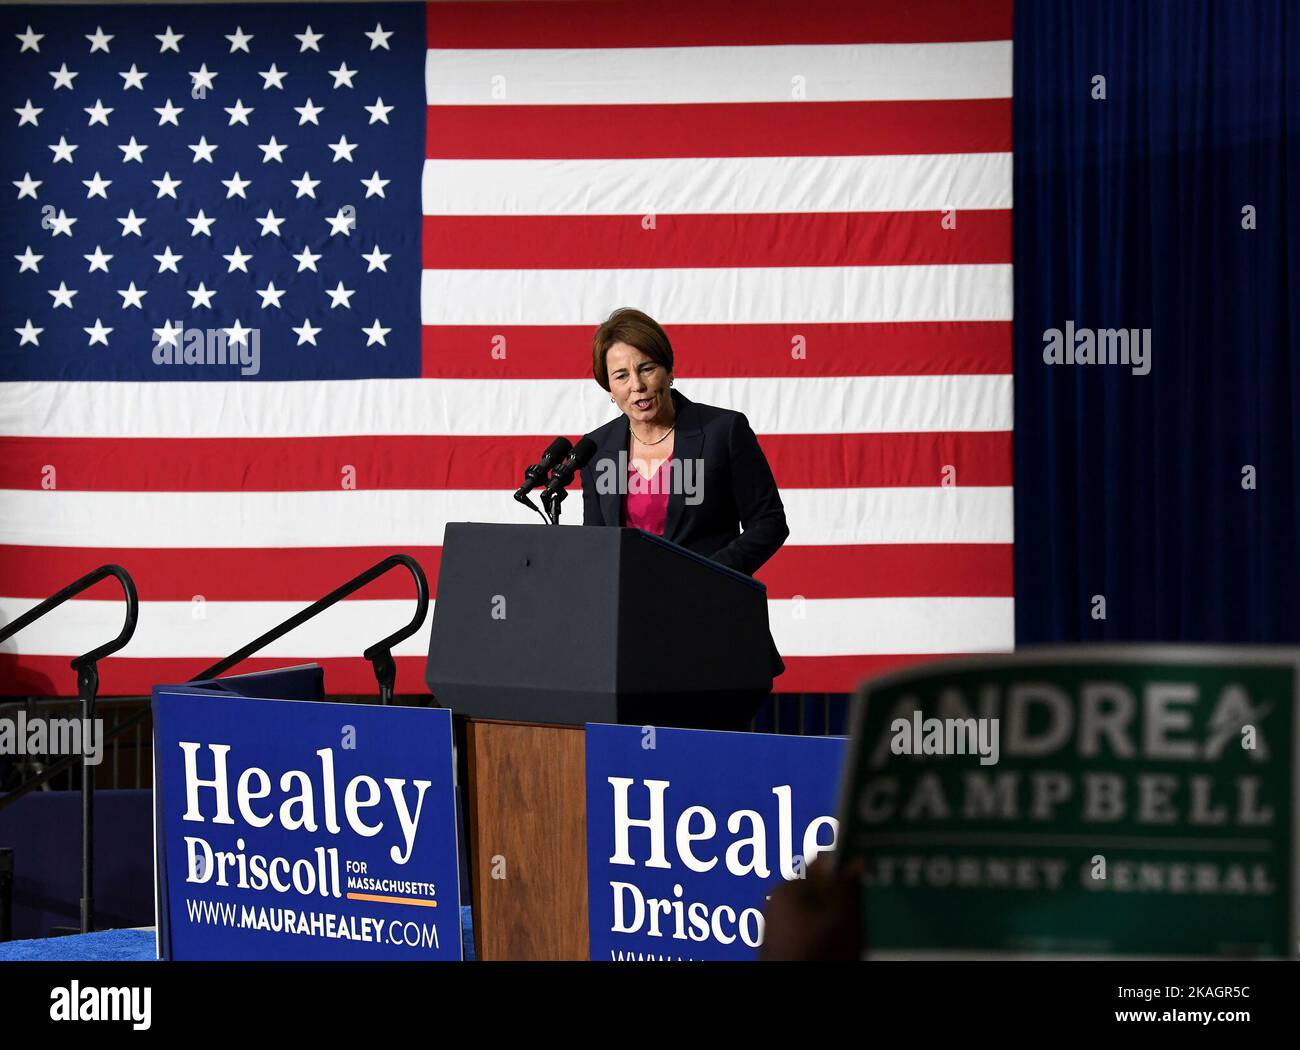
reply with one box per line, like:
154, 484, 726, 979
606, 342, 673, 424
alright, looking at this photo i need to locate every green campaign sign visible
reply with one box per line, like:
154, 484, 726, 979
835, 647, 1298, 957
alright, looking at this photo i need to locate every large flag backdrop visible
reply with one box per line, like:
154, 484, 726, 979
0, 0, 1012, 696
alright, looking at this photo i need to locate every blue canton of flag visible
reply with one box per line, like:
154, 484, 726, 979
1, 2, 424, 381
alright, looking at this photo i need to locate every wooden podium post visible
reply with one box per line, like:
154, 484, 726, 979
463, 720, 589, 960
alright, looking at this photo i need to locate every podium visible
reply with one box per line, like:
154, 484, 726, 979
425, 522, 776, 959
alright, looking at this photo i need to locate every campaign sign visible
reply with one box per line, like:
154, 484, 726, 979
585, 723, 846, 960
152, 685, 462, 960
836, 647, 1300, 957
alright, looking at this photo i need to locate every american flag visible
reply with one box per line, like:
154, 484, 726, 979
0, 0, 1012, 697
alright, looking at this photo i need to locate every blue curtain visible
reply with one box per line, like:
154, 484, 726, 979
1013, 0, 1300, 643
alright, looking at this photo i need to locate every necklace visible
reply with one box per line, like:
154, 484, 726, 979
630, 423, 675, 446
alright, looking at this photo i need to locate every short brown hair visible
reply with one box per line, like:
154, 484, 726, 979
591, 307, 674, 391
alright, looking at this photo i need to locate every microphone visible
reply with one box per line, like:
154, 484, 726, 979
542, 436, 598, 499
515, 436, 573, 502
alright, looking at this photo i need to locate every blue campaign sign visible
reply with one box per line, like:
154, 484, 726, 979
585, 724, 847, 961
152, 685, 462, 960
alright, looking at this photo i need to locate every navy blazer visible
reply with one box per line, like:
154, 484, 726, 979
579, 390, 789, 577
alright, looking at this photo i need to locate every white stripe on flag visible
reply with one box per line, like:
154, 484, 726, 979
768, 596, 1014, 655
425, 41, 1012, 105
420, 265, 1013, 325
0, 375, 1012, 437
421, 153, 1012, 215
0, 595, 1012, 658
0, 487, 1014, 548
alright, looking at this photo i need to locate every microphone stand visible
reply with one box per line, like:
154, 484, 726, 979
540, 486, 568, 525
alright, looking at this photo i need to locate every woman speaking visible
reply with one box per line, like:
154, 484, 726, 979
579, 307, 790, 577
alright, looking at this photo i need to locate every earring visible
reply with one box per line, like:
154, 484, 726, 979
610, 396, 615, 403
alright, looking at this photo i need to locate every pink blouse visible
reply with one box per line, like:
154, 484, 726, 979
624, 457, 671, 536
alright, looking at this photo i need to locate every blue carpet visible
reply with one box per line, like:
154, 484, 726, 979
0, 907, 476, 961
0, 927, 155, 962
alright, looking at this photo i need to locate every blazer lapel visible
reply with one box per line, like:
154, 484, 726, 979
596, 413, 628, 527
663, 390, 702, 542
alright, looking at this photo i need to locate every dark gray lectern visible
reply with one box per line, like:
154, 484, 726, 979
425, 521, 774, 728
427, 521, 777, 960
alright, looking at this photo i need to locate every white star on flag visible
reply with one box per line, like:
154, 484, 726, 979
152, 172, 182, 199
189, 136, 218, 163
260, 64, 287, 90
85, 99, 114, 126
119, 64, 148, 90
329, 135, 357, 162
225, 99, 254, 125
225, 27, 253, 54
82, 172, 112, 199
153, 321, 183, 348
156, 27, 184, 53
327, 281, 355, 308
48, 281, 78, 309
155, 99, 184, 126
295, 26, 324, 53
187, 282, 216, 309
258, 282, 286, 309
48, 210, 76, 237
86, 26, 113, 54
16, 26, 44, 54
153, 246, 183, 273
118, 281, 147, 308
256, 209, 286, 237
363, 319, 391, 346
361, 170, 389, 198
117, 209, 146, 236
50, 63, 78, 90
84, 246, 113, 272
15, 99, 43, 127
295, 99, 324, 125
365, 98, 393, 124
225, 319, 253, 346
14, 173, 41, 199
15, 246, 43, 272
222, 172, 251, 198
84, 318, 113, 346
293, 319, 321, 345
291, 171, 320, 198
187, 210, 216, 237
15, 319, 43, 346
119, 136, 148, 163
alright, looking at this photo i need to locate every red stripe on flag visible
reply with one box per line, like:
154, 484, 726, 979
0, 651, 984, 698
0, 433, 1009, 493
757, 544, 1012, 598
426, 0, 1013, 48
422, 211, 1011, 269
425, 100, 1011, 159
0, 541, 1007, 603
422, 322, 1011, 379
0, 547, 443, 603
0, 654, 433, 698
774, 652, 981, 693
